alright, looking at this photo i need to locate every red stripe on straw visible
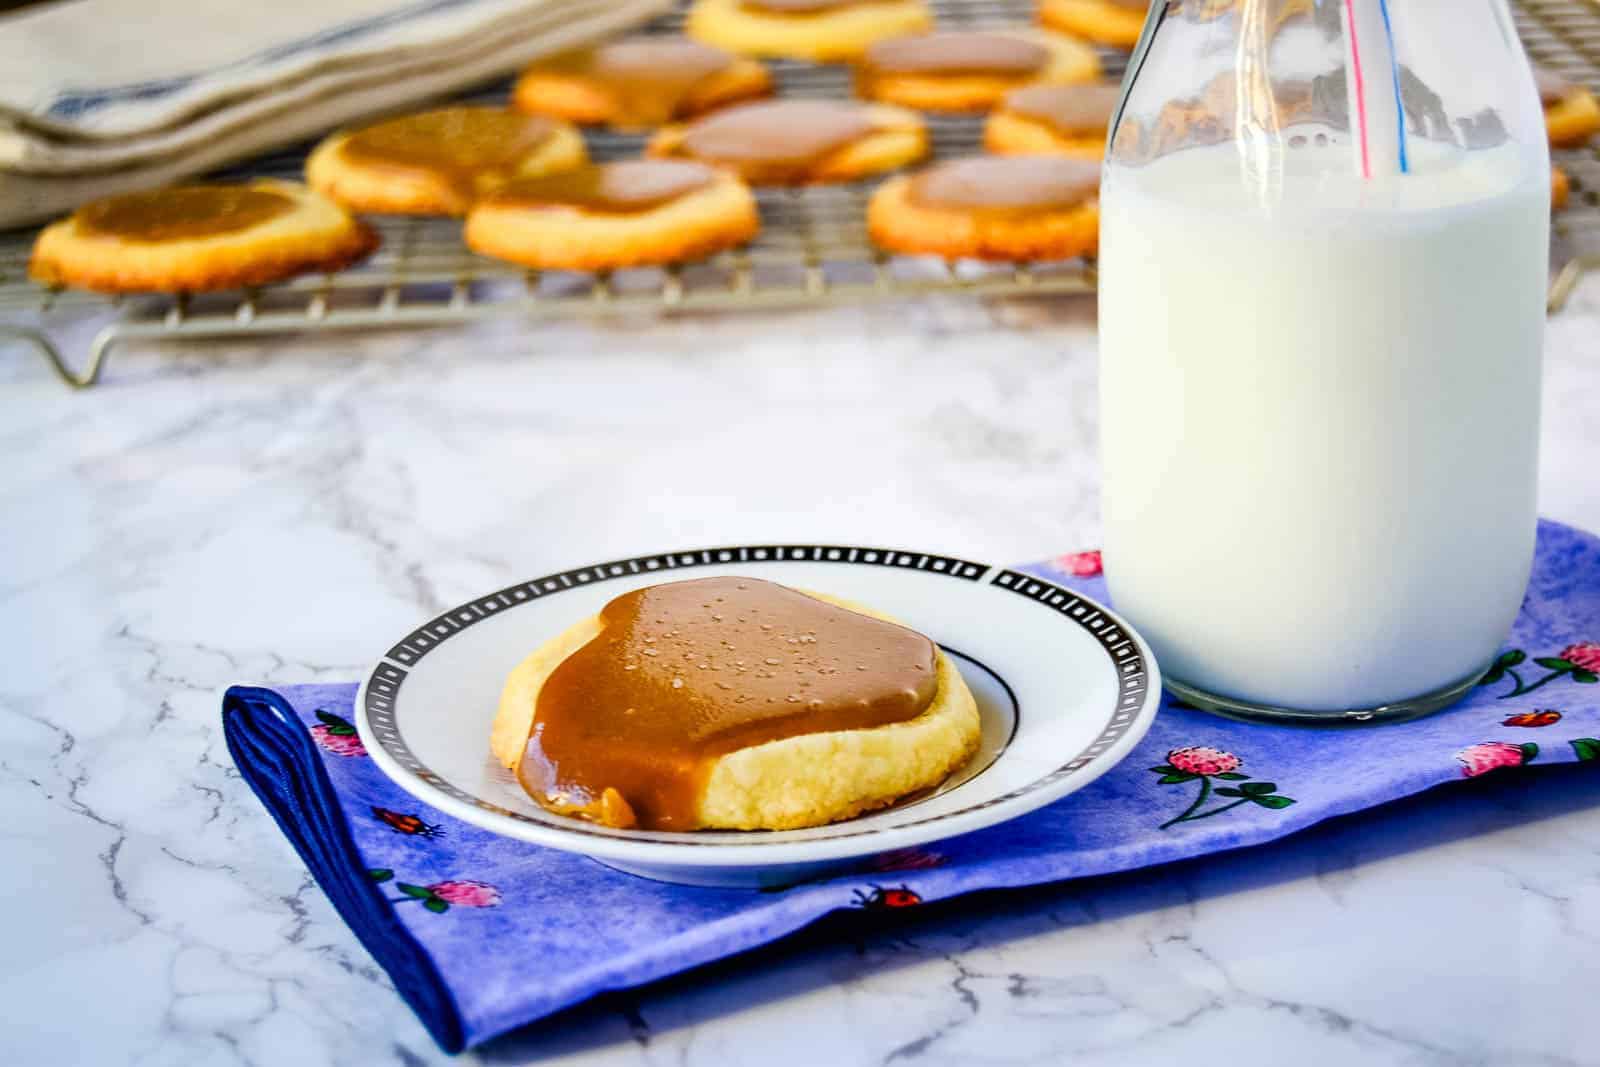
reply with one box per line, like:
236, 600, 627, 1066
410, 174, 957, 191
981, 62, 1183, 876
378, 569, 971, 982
1344, 0, 1372, 179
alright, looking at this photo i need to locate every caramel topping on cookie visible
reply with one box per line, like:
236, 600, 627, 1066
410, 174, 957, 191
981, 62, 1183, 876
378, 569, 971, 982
864, 32, 1049, 76
1106, 0, 1150, 9
77, 185, 295, 242
679, 100, 878, 175
1535, 68, 1577, 108
341, 108, 557, 194
520, 577, 939, 830
574, 38, 736, 126
908, 155, 1100, 213
491, 160, 717, 214
741, 0, 872, 11
1005, 83, 1122, 134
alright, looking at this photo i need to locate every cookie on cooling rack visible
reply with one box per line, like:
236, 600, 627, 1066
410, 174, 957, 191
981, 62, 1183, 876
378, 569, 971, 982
512, 37, 772, 129
855, 30, 1100, 112
686, 0, 932, 62
867, 154, 1100, 262
306, 107, 586, 216
29, 180, 378, 294
985, 82, 1121, 158
1037, 0, 1149, 49
464, 160, 758, 270
648, 99, 926, 185
1537, 69, 1600, 148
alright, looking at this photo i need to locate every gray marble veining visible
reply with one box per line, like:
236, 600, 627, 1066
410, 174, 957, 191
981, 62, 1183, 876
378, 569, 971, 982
2, 281, 1598, 1066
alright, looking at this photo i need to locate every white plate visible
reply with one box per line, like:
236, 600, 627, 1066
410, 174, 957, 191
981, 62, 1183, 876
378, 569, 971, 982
356, 545, 1161, 887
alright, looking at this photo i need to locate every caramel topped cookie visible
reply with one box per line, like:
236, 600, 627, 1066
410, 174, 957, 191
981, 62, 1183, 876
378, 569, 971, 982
465, 160, 758, 270
687, 0, 933, 61
986, 82, 1122, 158
1006, 83, 1122, 134
649, 99, 927, 184
1038, 0, 1150, 49
78, 185, 296, 242
866, 32, 1050, 76
30, 180, 377, 293
341, 109, 555, 183
491, 577, 980, 831
1536, 67, 1600, 148
521, 577, 938, 829
491, 160, 719, 214
683, 101, 875, 165
858, 29, 1100, 112
513, 38, 772, 129
907, 154, 1100, 213
307, 106, 587, 216
869, 154, 1100, 261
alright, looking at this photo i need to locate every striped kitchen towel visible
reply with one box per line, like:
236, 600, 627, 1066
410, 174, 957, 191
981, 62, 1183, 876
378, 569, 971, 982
0, 0, 669, 227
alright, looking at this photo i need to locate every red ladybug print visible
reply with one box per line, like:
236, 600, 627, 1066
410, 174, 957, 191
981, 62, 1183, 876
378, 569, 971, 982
1502, 710, 1562, 728
852, 884, 922, 910
371, 806, 444, 838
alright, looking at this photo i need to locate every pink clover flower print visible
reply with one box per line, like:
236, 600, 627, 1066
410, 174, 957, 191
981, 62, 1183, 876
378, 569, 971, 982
429, 880, 502, 908
1150, 748, 1293, 829
1054, 550, 1103, 578
1166, 746, 1241, 777
1559, 642, 1600, 674
1456, 741, 1538, 778
369, 869, 502, 914
310, 710, 366, 757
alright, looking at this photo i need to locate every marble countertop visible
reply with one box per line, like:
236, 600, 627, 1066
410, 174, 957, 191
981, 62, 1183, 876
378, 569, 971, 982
3, 280, 1599, 1067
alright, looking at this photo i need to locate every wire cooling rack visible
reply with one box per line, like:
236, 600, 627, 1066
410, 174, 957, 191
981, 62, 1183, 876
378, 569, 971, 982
1, 0, 1597, 388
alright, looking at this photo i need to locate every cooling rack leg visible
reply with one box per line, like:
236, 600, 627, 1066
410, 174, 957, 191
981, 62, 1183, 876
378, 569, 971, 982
0, 323, 114, 389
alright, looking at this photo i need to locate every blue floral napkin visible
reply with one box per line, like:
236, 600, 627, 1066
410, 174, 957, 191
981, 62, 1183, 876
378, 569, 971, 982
223, 519, 1600, 1053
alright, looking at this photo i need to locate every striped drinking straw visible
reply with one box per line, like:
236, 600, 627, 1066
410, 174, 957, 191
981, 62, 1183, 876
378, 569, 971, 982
1341, 0, 1409, 178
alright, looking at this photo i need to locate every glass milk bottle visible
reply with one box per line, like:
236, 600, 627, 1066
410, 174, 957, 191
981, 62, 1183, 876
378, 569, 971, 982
1099, 0, 1549, 722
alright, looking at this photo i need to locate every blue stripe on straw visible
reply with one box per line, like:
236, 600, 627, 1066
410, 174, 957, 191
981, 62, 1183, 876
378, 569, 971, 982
1377, 0, 1409, 173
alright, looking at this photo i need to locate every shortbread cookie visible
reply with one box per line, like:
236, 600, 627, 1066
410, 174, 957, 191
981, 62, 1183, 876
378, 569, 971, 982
30, 180, 377, 293
1537, 69, 1600, 149
856, 29, 1101, 112
648, 99, 926, 184
1038, 0, 1149, 49
686, 0, 933, 62
306, 107, 586, 216
985, 82, 1122, 157
492, 577, 981, 831
465, 160, 758, 270
868, 154, 1100, 261
512, 38, 772, 129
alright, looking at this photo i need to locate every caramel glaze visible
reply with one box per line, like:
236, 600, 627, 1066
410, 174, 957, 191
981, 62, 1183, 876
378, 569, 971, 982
558, 38, 737, 126
741, 0, 875, 12
1105, 0, 1151, 10
677, 100, 879, 181
908, 155, 1100, 213
1004, 83, 1122, 135
519, 577, 939, 830
863, 32, 1049, 77
1535, 68, 1577, 108
488, 160, 717, 214
340, 108, 557, 198
77, 185, 295, 242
